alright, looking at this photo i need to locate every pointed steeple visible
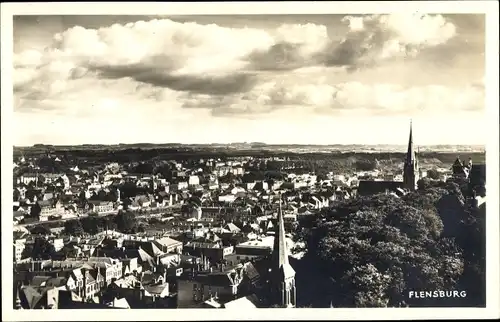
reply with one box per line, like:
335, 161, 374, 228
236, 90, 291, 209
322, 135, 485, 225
406, 119, 415, 164
272, 194, 293, 275
271, 193, 296, 307
403, 120, 419, 191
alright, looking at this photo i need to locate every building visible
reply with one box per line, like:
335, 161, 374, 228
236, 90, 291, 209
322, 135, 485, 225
88, 201, 114, 214
188, 175, 200, 186
38, 200, 64, 221
155, 237, 183, 254
13, 239, 26, 263
358, 121, 419, 196
18, 173, 38, 185
86, 257, 123, 286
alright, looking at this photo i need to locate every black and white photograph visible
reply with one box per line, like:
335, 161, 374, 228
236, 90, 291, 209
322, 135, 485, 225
2, 1, 499, 321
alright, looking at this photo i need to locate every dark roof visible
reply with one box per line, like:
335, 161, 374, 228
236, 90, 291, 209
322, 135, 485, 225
13, 210, 26, 218
196, 272, 234, 287
357, 180, 405, 196
243, 262, 261, 284
31, 276, 51, 287
20, 286, 44, 309
37, 200, 52, 207
469, 164, 486, 185
88, 200, 113, 206
45, 276, 67, 288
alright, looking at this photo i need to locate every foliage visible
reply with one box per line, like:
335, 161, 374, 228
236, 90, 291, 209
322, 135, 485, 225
29, 225, 52, 235
298, 191, 466, 307
114, 211, 139, 234
22, 237, 55, 260
64, 219, 85, 236
354, 159, 378, 171
30, 203, 41, 218
426, 169, 441, 180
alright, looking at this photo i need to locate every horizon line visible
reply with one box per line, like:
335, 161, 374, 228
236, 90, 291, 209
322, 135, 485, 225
13, 142, 487, 148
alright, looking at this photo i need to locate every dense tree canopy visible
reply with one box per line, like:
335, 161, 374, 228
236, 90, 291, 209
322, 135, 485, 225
64, 219, 85, 236
296, 182, 482, 307
22, 237, 55, 260
426, 169, 441, 180
114, 211, 139, 234
355, 159, 378, 172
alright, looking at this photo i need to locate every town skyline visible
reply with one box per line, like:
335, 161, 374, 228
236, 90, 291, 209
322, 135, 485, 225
12, 14, 486, 146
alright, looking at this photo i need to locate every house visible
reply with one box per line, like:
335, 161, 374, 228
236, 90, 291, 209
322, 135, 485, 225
231, 238, 274, 265
122, 257, 142, 277
86, 257, 123, 286
155, 237, 183, 254
188, 175, 200, 186
18, 173, 39, 185
38, 199, 63, 221
87, 200, 114, 214
49, 238, 65, 252
17, 285, 59, 309
13, 239, 26, 262
132, 195, 151, 209
183, 242, 234, 265
40, 173, 64, 184
13, 211, 25, 225
223, 223, 241, 234
177, 265, 245, 308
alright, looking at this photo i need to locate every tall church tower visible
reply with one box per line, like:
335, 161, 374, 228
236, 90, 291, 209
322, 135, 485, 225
270, 194, 296, 308
403, 120, 419, 191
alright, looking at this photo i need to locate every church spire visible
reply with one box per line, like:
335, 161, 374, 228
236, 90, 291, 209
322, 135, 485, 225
406, 119, 415, 164
271, 193, 296, 308
403, 120, 419, 191
273, 195, 292, 274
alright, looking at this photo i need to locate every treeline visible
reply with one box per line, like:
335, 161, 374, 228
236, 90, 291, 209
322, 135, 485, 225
295, 178, 485, 308
62, 211, 146, 236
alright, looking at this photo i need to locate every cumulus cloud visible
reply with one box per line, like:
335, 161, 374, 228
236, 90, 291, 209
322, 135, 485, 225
13, 14, 476, 125
323, 14, 456, 70
178, 77, 484, 117
14, 18, 274, 107
248, 14, 457, 71
14, 14, 458, 106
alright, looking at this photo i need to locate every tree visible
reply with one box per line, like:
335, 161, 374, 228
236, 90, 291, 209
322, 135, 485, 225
426, 169, 440, 180
58, 244, 80, 259
30, 225, 51, 236
355, 159, 377, 171
64, 219, 84, 236
81, 216, 105, 235
30, 203, 41, 218
417, 178, 432, 190
114, 211, 138, 233
298, 193, 463, 308
22, 237, 55, 260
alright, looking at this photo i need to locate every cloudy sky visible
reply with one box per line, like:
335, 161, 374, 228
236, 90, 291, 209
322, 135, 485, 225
13, 14, 485, 146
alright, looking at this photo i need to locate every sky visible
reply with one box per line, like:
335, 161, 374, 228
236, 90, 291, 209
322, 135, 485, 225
12, 14, 486, 146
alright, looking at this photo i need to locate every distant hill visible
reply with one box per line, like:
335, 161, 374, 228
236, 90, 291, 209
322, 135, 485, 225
15, 143, 486, 154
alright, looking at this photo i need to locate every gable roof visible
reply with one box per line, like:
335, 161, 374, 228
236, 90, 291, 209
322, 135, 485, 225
31, 276, 51, 287
20, 286, 44, 309
357, 180, 405, 196
224, 223, 241, 233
